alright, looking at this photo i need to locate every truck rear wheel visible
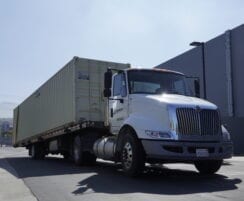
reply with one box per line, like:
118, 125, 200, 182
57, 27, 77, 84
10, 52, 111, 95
120, 128, 145, 177
30, 143, 45, 160
194, 160, 223, 174
73, 135, 97, 165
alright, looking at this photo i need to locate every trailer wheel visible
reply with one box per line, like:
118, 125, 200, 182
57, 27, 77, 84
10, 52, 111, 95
73, 136, 84, 165
30, 144, 45, 160
194, 160, 223, 174
120, 128, 145, 177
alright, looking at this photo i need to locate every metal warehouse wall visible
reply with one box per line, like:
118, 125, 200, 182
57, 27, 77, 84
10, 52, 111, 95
155, 24, 244, 154
231, 26, 244, 117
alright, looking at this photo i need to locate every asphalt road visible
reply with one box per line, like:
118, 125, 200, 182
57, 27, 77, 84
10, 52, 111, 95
2, 147, 244, 201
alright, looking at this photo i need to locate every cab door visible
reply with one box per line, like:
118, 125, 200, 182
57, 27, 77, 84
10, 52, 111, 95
109, 72, 129, 134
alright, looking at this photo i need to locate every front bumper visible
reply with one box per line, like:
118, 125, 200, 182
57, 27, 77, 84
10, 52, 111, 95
141, 139, 233, 162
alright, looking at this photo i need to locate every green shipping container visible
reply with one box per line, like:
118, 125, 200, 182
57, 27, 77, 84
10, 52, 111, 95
13, 57, 130, 145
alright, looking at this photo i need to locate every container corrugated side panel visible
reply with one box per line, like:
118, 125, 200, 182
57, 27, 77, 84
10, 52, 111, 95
13, 107, 19, 145
74, 58, 129, 123
16, 60, 75, 142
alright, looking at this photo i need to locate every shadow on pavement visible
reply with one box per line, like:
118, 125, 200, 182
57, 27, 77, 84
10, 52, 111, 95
2, 156, 242, 195
72, 162, 241, 195
4, 156, 84, 178
222, 161, 233, 166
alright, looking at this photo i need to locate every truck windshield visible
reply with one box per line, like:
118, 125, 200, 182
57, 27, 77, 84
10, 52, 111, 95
128, 70, 192, 96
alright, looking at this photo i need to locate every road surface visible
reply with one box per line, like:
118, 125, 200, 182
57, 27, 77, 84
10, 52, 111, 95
1, 147, 243, 201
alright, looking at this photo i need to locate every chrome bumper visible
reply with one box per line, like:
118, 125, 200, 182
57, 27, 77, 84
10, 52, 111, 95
141, 139, 233, 161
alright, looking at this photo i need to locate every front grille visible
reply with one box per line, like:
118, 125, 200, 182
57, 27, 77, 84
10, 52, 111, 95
176, 108, 220, 135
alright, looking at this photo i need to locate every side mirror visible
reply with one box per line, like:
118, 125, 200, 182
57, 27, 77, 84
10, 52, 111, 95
194, 79, 200, 98
103, 88, 111, 97
104, 69, 112, 97
104, 69, 112, 89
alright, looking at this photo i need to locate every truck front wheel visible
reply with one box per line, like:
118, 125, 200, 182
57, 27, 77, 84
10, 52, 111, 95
120, 128, 145, 176
194, 160, 223, 174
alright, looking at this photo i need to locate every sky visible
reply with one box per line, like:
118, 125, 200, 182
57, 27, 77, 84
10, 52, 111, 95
1, 0, 244, 118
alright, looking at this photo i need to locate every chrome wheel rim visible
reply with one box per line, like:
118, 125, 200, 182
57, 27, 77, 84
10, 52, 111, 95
122, 142, 133, 170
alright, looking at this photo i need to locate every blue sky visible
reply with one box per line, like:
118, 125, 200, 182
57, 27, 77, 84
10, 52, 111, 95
1, 0, 244, 118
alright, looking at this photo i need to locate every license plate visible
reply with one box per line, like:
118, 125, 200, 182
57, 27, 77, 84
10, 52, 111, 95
196, 149, 209, 157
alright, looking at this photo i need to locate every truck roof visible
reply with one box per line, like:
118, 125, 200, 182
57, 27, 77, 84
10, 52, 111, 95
126, 68, 184, 75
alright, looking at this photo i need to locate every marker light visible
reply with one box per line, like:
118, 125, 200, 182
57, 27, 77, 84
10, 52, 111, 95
145, 130, 172, 139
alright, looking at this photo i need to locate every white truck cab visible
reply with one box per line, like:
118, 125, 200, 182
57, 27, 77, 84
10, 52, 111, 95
102, 68, 233, 176
15, 58, 232, 177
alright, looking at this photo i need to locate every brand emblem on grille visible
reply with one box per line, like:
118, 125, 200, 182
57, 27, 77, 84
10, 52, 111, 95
195, 105, 201, 112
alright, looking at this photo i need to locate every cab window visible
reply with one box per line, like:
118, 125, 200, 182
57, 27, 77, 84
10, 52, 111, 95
113, 73, 127, 97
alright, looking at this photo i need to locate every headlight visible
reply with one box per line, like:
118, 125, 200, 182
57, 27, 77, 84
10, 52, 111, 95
145, 130, 172, 139
221, 125, 231, 141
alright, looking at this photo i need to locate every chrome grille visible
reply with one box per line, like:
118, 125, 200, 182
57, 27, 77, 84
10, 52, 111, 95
176, 108, 220, 135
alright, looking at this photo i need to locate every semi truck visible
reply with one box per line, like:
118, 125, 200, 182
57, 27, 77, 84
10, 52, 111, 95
13, 57, 233, 176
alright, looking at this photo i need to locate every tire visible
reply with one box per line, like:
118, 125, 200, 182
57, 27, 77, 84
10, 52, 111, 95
73, 135, 84, 165
120, 128, 145, 177
73, 135, 97, 165
30, 143, 45, 160
194, 160, 223, 175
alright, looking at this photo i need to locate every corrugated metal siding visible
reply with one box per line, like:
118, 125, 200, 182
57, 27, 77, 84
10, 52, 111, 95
13, 107, 19, 144
231, 25, 244, 117
13, 57, 130, 144
204, 34, 229, 116
222, 117, 244, 154
74, 58, 129, 122
14, 60, 75, 142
